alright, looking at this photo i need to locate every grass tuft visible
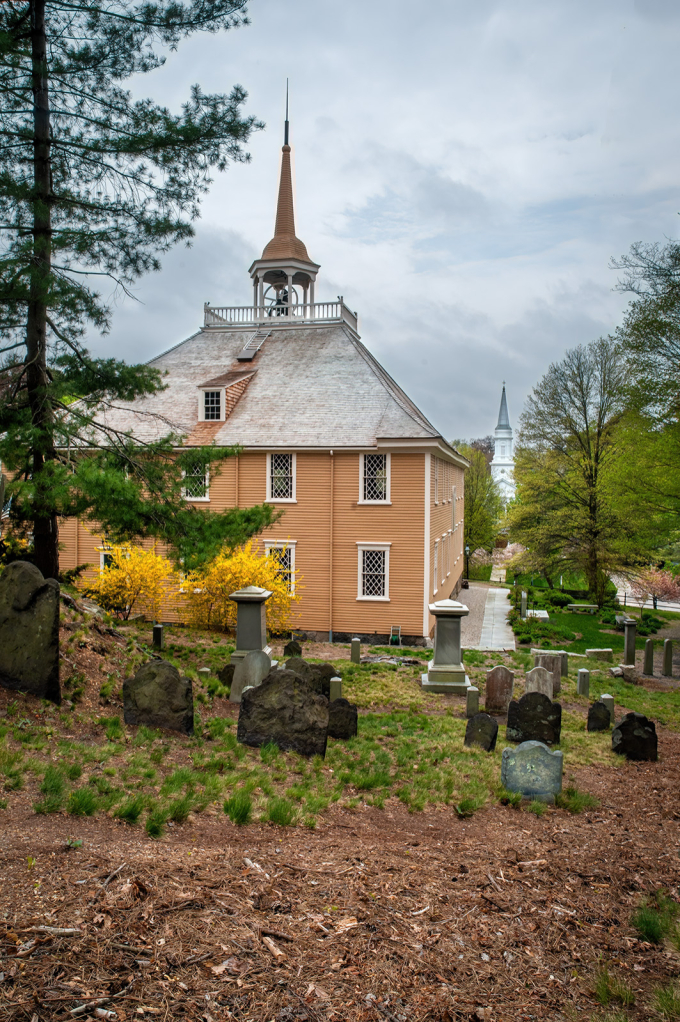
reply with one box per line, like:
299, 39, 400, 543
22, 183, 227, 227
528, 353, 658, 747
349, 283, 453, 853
527, 800, 547, 816
260, 741, 280, 765
102, 716, 124, 742
265, 795, 297, 827
67, 787, 98, 816
594, 965, 635, 1006
168, 794, 193, 824
555, 786, 600, 813
40, 765, 65, 797
145, 805, 168, 839
224, 789, 252, 826
632, 889, 680, 944
655, 982, 680, 1019
113, 795, 145, 824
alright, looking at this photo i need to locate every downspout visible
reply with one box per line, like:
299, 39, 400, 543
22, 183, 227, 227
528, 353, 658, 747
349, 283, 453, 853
329, 450, 334, 642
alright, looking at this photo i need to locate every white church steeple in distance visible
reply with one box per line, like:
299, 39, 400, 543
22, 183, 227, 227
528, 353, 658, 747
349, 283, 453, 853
490, 382, 515, 503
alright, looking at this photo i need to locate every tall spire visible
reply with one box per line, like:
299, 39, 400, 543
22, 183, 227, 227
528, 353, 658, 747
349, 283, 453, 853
260, 85, 312, 263
496, 382, 510, 430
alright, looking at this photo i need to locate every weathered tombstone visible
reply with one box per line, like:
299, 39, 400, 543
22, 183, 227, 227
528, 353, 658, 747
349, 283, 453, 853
152, 623, 164, 650
230, 649, 272, 704
328, 698, 358, 740
520, 591, 527, 619
484, 665, 514, 713
228, 585, 273, 665
501, 740, 563, 803
198, 666, 211, 678
663, 639, 673, 678
585, 648, 613, 662
620, 664, 638, 684
123, 660, 193, 734
600, 693, 615, 725
587, 701, 611, 732
0, 561, 60, 703
466, 686, 480, 718
329, 677, 342, 702
532, 649, 568, 677
237, 670, 329, 757
524, 666, 552, 700
624, 621, 637, 667
612, 712, 658, 762
643, 639, 654, 676
283, 638, 302, 658
577, 668, 590, 698
284, 656, 315, 684
217, 663, 235, 693
464, 712, 498, 752
534, 653, 561, 695
421, 599, 470, 694
351, 638, 361, 664
506, 691, 561, 745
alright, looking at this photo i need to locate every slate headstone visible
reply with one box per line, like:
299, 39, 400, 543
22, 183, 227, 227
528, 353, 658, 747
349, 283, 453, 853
237, 670, 329, 758
464, 712, 498, 752
587, 701, 611, 732
152, 623, 164, 650
0, 561, 60, 703
285, 657, 337, 698
283, 639, 302, 658
577, 668, 590, 698
624, 621, 637, 668
501, 740, 563, 803
520, 591, 527, 619
328, 698, 358, 740
466, 686, 480, 718
663, 640, 673, 678
532, 649, 568, 677
612, 711, 658, 762
351, 638, 361, 664
485, 665, 514, 714
123, 660, 193, 734
506, 691, 561, 745
524, 666, 552, 700
231, 649, 272, 704
534, 653, 561, 695
643, 639, 654, 676
217, 662, 235, 694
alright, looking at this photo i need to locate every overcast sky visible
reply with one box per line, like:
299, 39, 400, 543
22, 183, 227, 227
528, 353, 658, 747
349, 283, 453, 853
93, 0, 680, 440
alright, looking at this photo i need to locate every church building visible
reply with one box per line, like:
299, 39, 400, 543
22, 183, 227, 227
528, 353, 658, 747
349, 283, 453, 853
59, 118, 468, 643
490, 384, 515, 503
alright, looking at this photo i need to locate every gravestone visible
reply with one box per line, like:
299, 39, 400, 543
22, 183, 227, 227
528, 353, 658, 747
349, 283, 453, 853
329, 677, 342, 702
663, 640, 673, 677
284, 657, 337, 698
612, 712, 658, 762
531, 649, 568, 677
534, 654, 561, 695
524, 666, 552, 700
600, 693, 614, 725
123, 660, 193, 734
351, 638, 361, 664
283, 639, 302, 658
230, 649, 272, 704
506, 691, 561, 745
228, 585, 272, 665
0, 560, 60, 703
484, 665, 514, 714
577, 668, 590, 698
620, 664, 638, 684
198, 667, 211, 678
587, 701, 611, 732
152, 624, 164, 650
217, 663, 235, 693
328, 698, 358, 740
464, 712, 498, 752
466, 686, 480, 718
501, 740, 563, 803
643, 639, 654, 676
421, 599, 470, 694
237, 670, 329, 758
520, 591, 527, 619
585, 648, 613, 662
624, 621, 637, 668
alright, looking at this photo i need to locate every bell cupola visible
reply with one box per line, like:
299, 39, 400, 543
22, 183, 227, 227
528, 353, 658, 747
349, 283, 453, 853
248, 89, 320, 315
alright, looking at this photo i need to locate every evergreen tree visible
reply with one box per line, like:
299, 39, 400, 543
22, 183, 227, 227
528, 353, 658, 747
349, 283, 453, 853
0, 0, 276, 576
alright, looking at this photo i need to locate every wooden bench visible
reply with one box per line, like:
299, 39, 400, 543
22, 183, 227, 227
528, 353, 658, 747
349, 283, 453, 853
567, 603, 598, 614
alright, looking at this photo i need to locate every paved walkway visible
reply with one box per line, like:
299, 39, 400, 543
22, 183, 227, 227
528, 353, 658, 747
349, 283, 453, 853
489, 565, 507, 583
478, 587, 515, 650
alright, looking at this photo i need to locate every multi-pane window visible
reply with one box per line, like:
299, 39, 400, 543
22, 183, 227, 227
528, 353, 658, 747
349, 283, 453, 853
363, 454, 388, 501
204, 390, 221, 420
433, 540, 439, 593
434, 456, 439, 504
270, 453, 294, 499
268, 545, 293, 591
183, 459, 209, 500
362, 548, 386, 597
452, 485, 457, 529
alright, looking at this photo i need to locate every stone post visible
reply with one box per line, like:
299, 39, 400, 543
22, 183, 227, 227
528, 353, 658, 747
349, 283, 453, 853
520, 591, 527, 620
228, 586, 273, 665
577, 668, 590, 698
152, 623, 164, 650
663, 639, 673, 677
350, 637, 361, 664
421, 599, 470, 694
330, 677, 342, 701
643, 639, 654, 676
600, 693, 615, 725
466, 687, 479, 717
624, 621, 637, 667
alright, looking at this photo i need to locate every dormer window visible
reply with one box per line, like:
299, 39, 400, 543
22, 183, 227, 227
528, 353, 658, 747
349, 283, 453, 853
204, 391, 221, 420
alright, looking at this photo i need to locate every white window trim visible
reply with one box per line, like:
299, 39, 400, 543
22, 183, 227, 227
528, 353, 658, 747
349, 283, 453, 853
442, 532, 448, 585
433, 539, 439, 595
182, 462, 210, 503
198, 388, 226, 422
434, 456, 439, 505
446, 529, 452, 577
358, 452, 391, 504
266, 452, 297, 503
356, 541, 391, 601
264, 539, 297, 593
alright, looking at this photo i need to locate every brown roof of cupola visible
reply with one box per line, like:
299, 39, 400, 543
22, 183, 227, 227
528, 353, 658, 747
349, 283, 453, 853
260, 144, 313, 263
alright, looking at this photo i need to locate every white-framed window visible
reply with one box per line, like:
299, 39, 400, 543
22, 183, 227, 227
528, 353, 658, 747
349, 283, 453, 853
265, 540, 296, 593
442, 533, 448, 585
433, 539, 439, 595
434, 456, 439, 504
359, 453, 391, 503
266, 453, 296, 502
198, 388, 224, 422
452, 485, 457, 530
356, 542, 390, 601
182, 458, 210, 501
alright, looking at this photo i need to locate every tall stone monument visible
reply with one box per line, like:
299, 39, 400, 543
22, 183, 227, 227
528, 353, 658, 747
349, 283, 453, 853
228, 586, 273, 665
421, 599, 470, 694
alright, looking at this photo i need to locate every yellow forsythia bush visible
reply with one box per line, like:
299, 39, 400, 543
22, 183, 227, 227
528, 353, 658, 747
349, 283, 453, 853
184, 541, 299, 633
82, 544, 178, 621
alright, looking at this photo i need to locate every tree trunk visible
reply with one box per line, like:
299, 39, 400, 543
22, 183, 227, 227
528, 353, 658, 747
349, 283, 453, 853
27, 0, 59, 580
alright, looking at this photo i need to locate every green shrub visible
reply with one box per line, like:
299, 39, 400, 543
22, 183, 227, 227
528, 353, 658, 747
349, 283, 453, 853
555, 787, 599, 813
265, 796, 296, 827
67, 788, 98, 816
545, 591, 572, 608
224, 789, 252, 826
114, 795, 145, 824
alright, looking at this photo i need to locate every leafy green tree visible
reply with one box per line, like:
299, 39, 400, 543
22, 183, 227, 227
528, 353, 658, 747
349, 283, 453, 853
0, 0, 275, 577
506, 337, 653, 604
457, 444, 502, 553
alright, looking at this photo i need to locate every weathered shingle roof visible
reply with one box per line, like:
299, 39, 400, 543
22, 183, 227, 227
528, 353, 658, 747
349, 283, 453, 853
98, 322, 448, 450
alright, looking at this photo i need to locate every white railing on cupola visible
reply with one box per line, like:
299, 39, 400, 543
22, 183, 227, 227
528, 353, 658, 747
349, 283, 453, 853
203, 300, 358, 333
